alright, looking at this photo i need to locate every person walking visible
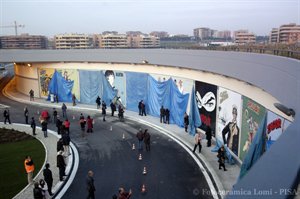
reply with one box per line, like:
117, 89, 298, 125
62, 133, 71, 156
218, 145, 227, 171
184, 112, 189, 132
110, 101, 116, 116
86, 170, 96, 199
53, 108, 58, 124
87, 116, 93, 133
160, 106, 165, 123
64, 119, 70, 134
62, 103, 67, 119
41, 120, 48, 138
79, 113, 86, 137
33, 182, 43, 199
24, 106, 29, 124
192, 130, 202, 153
144, 129, 151, 152
57, 150, 66, 181
206, 126, 212, 147
72, 93, 77, 106
96, 96, 101, 109
102, 101, 107, 121
165, 108, 170, 124
3, 108, 11, 124
31, 117, 37, 135
29, 89, 34, 101
43, 163, 53, 196
24, 156, 35, 184
136, 128, 144, 150
56, 116, 63, 135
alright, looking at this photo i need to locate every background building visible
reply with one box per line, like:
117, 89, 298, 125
94, 33, 129, 48
0, 34, 47, 49
234, 30, 256, 44
269, 23, 300, 44
129, 34, 160, 48
55, 34, 92, 49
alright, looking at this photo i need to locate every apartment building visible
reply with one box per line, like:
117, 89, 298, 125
55, 34, 92, 49
0, 34, 47, 49
269, 28, 279, 43
94, 34, 129, 48
130, 34, 160, 48
193, 27, 211, 40
234, 30, 256, 44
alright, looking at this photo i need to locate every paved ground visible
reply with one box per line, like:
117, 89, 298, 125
0, 68, 240, 199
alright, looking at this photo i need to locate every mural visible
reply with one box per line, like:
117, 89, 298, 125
195, 81, 217, 135
239, 96, 266, 160
216, 87, 242, 156
39, 68, 55, 98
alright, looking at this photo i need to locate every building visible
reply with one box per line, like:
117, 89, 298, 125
129, 34, 160, 48
150, 31, 169, 38
234, 30, 256, 44
126, 31, 144, 37
55, 34, 92, 49
94, 33, 129, 48
193, 27, 211, 40
0, 34, 47, 49
270, 23, 300, 44
217, 30, 231, 39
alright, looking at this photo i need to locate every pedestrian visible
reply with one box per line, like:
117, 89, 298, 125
110, 101, 116, 116
192, 130, 202, 153
141, 100, 146, 116
24, 106, 29, 124
33, 182, 43, 199
206, 126, 212, 147
43, 163, 53, 196
165, 108, 170, 124
56, 116, 63, 135
87, 116, 93, 133
136, 128, 144, 150
218, 145, 227, 171
31, 117, 37, 135
53, 108, 57, 124
55, 94, 59, 103
41, 120, 48, 138
118, 187, 132, 199
62, 133, 70, 156
57, 138, 64, 152
24, 156, 35, 184
160, 106, 165, 123
79, 113, 86, 137
72, 93, 76, 106
138, 100, 142, 116
144, 129, 151, 151
184, 112, 189, 132
39, 179, 50, 199
102, 101, 107, 121
57, 150, 66, 181
62, 103, 67, 119
3, 108, 11, 124
86, 170, 96, 199
96, 96, 101, 109
64, 119, 70, 134
118, 105, 124, 121
29, 89, 34, 101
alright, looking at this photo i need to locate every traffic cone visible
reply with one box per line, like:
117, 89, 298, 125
141, 184, 146, 193
132, 144, 135, 150
122, 133, 125, 139
72, 115, 75, 120
138, 153, 142, 160
143, 166, 147, 175
110, 126, 112, 131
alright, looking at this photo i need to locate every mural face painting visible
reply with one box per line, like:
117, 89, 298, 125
39, 68, 55, 97
239, 96, 266, 160
195, 81, 217, 135
217, 88, 242, 156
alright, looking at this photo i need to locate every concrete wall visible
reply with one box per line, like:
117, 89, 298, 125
14, 64, 39, 97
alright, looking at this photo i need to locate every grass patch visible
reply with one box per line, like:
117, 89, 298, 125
0, 131, 45, 199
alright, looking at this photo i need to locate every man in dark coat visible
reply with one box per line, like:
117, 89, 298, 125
144, 129, 151, 151
96, 96, 101, 109
184, 112, 189, 132
33, 182, 43, 199
56, 116, 63, 135
138, 100, 142, 116
165, 108, 170, 124
57, 150, 66, 181
3, 108, 11, 124
86, 170, 96, 199
41, 120, 48, 138
102, 101, 107, 121
30, 117, 36, 135
57, 138, 64, 152
24, 106, 29, 124
136, 128, 144, 150
110, 101, 116, 116
141, 100, 146, 116
53, 108, 58, 124
43, 163, 53, 196
160, 106, 165, 123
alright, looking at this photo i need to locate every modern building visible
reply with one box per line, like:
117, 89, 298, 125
129, 34, 160, 48
55, 34, 92, 49
94, 34, 129, 48
269, 23, 300, 44
0, 34, 47, 49
234, 30, 256, 44
193, 27, 211, 40
269, 28, 279, 43
217, 30, 231, 39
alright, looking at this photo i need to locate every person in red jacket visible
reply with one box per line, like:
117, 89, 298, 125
87, 116, 93, 133
118, 187, 132, 199
64, 119, 70, 134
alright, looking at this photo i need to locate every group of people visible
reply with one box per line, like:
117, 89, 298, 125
136, 128, 151, 151
79, 113, 94, 137
159, 106, 170, 124
138, 100, 146, 116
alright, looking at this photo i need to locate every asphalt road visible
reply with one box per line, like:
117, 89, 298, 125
0, 68, 213, 199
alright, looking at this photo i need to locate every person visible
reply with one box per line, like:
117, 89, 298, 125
87, 116, 93, 133
110, 101, 116, 116
57, 150, 66, 181
31, 117, 37, 135
72, 93, 77, 106
206, 126, 212, 147
217, 145, 227, 171
105, 70, 115, 88
102, 101, 107, 121
41, 110, 50, 122
41, 120, 48, 138
55, 94, 59, 103
165, 108, 170, 124
24, 106, 29, 124
64, 119, 70, 134
141, 100, 146, 116
3, 108, 11, 124
144, 129, 151, 152
192, 130, 202, 153
79, 113, 86, 137
33, 182, 43, 199
56, 116, 63, 135
136, 128, 144, 150
62, 133, 70, 156
53, 108, 58, 124
62, 103, 67, 119
118, 104, 124, 121
138, 100, 142, 116
86, 170, 96, 199
184, 112, 189, 132
43, 163, 53, 196
39, 179, 50, 199
96, 96, 101, 109
24, 156, 35, 184
29, 89, 34, 101
160, 106, 165, 123
57, 138, 64, 152
118, 187, 132, 199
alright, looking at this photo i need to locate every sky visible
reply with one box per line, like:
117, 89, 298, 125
0, 0, 299, 37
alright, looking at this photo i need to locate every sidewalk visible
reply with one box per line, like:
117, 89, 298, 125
4, 78, 240, 198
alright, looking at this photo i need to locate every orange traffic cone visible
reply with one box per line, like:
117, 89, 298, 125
143, 166, 147, 175
141, 184, 146, 193
138, 153, 142, 160
122, 133, 125, 139
132, 144, 135, 150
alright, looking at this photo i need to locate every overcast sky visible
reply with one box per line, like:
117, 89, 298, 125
0, 0, 299, 37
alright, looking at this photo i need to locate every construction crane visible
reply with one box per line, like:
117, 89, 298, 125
0, 21, 25, 36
